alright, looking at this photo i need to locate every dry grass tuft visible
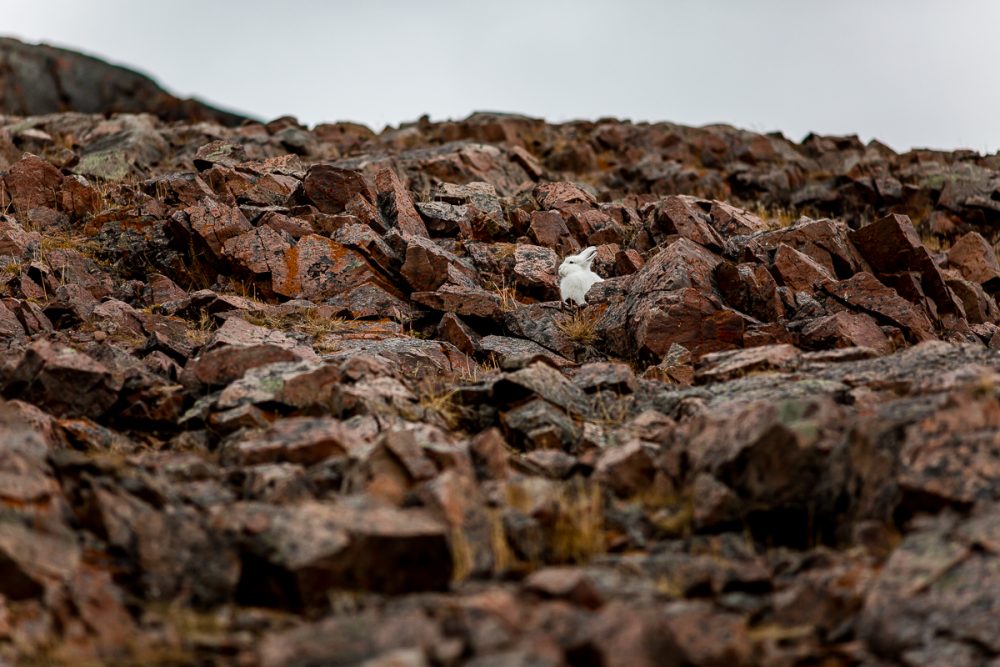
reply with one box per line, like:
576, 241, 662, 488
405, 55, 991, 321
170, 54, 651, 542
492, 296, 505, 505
549, 478, 606, 564
556, 309, 599, 346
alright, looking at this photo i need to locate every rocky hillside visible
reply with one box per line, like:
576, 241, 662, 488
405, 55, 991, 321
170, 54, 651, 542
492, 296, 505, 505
1, 103, 1000, 667
0, 37, 247, 126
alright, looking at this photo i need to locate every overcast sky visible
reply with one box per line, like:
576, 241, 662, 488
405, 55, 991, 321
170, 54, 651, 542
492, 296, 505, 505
5, 0, 999, 153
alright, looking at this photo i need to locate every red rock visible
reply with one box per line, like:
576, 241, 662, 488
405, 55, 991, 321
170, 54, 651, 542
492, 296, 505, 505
232, 500, 452, 606
823, 272, 936, 342
3, 153, 63, 212
695, 344, 801, 383
716, 260, 785, 321
947, 231, 1000, 292
850, 213, 964, 318
375, 168, 429, 237
59, 174, 101, 218
0, 216, 41, 256
437, 313, 481, 355
534, 181, 596, 210
303, 165, 375, 214
3, 340, 122, 418
222, 224, 292, 277
0, 522, 80, 599
595, 440, 656, 497
184, 198, 253, 257
523, 567, 603, 608
224, 417, 362, 466
745, 218, 869, 278
145, 273, 187, 306
708, 200, 768, 235
648, 195, 724, 251
614, 248, 644, 275
271, 234, 386, 300
529, 210, 579, 254
400, 234, 475, 292
513, 244, 559, 300
413, 283, 502, 318
800, 311, 894, 355
772, 241, 836, 294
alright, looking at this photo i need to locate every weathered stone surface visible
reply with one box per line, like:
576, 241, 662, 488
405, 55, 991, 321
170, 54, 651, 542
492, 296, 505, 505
947, 231, 1000, 292
824, 272, 936, 342
3, 153, 63, 212
232, 500, 452, 606
303, 165, 375, 214
376, 168, 429, 237
2, 340, 121, 418
800, 311, 894, 355
695, 344, 801, 384
272, 234, 386, 300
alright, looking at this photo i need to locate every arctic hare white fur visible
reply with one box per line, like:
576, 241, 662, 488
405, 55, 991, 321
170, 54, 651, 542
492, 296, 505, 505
559, 246, 603, 306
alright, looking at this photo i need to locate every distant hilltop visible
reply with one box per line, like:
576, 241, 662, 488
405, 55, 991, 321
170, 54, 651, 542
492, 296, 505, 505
0, 36, 249, 126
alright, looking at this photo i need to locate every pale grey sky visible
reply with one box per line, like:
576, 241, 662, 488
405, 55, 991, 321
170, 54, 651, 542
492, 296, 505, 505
5, 0, 999, 153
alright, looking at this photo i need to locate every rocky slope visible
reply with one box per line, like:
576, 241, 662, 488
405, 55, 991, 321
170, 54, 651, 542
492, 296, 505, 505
0, 37, 247, 126
1, 103, 1000, 666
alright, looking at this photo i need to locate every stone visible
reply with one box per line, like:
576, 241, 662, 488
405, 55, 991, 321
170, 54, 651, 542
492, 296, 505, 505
222, 224, 292, 277
2, 340, 122, 418
184, 198, 253, 257
0, 215, 41, 256
272, 234, 388, 300
529, 210, 579, 254
223, 417, 362, 466
695, 344, 801, 384
716, 261, 785, 321
3, 153, 63, 212
303, 165, 375, 214
823, 272, 936, 343
0, 522, 80, 599
376, 168, 429, 237
595, 440, 656, 497
512, 244, 559, 300
800, 311, 894, 355
648, 195, 724, 251
771, 243, 835, 292
232, 500, 452, 607
947, 231, 1000, 292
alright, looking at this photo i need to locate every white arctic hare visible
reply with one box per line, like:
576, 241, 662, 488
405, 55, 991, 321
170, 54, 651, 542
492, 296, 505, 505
558, 246, 603, 306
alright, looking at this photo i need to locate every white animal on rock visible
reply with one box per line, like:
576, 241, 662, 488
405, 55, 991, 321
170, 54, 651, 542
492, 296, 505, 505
558, 246, 604, 306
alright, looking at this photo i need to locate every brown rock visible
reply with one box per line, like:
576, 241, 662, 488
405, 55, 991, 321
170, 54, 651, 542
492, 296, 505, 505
3, 153, 63, 212
708, 200, 768, 236
437, 313, 481, 356
400, 234, 475, 292
824, 272, 936, 342
3, 340, 122, 418
412, 283, 502, 319
303, 165, 375, 214
800, 311, 894, 355
716, 261, 785, 321
512, 244, 559, 300
223, 417, 362, 466
947, 231, 1000, 292
272, 234, 386, 300
0, 522, 80, 599
850, 213, 964, 318
376, 168, 429, 237
529, 210, 580, 254
222, 224, 293, 277
595, 440, 656, 497
233, 500, 452, 607
185, 198, 253, 257
648, 195, 724, 251
0, 215, 41, 256
695, 344, 800, 384
771, 242, 835, 293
